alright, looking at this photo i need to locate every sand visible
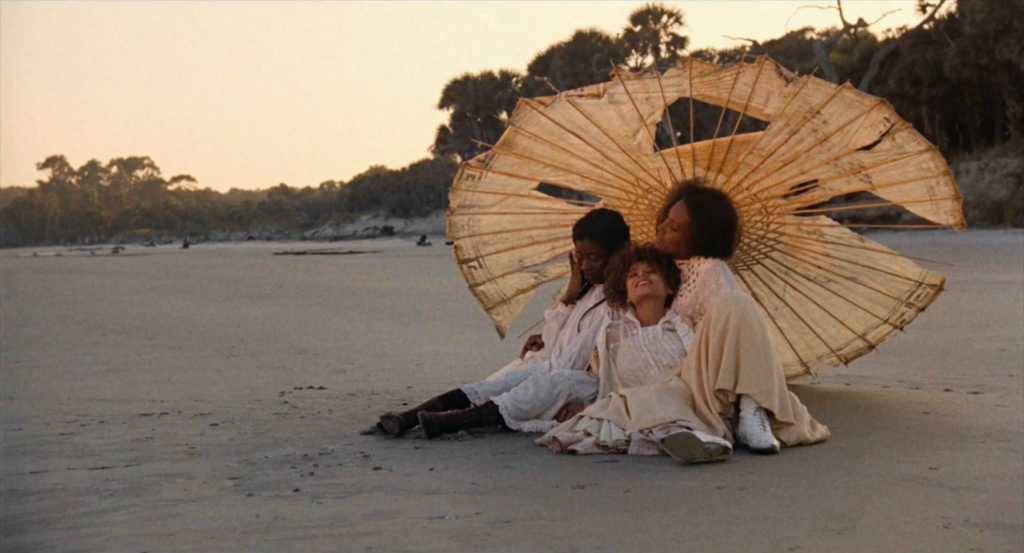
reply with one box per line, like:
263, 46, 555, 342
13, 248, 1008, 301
1, 230, 1022, 552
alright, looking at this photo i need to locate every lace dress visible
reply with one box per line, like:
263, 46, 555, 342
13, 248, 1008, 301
673, 256, 739, 329
538, 309, 703, 455
537, 257, 741, 455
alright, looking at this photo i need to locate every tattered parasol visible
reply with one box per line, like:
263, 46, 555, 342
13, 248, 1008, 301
446, 56, 965, 379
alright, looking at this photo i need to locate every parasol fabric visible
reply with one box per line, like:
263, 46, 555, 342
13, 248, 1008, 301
446, 56, 965, 379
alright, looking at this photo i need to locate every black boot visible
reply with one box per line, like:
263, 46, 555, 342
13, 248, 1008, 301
418, 401, 503, 440
378, 389, 471, 437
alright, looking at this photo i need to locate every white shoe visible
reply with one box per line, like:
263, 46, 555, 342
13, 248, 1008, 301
736, 396, 781, 454
661, 430, 732, 464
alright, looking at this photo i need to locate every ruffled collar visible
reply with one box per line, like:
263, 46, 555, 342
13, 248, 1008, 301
621, 307, 684, 329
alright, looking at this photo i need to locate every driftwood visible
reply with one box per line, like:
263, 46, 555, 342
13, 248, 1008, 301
273, 249, 378, 256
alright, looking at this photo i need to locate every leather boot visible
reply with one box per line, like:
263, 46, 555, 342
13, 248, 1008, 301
418, 401, 503, 440
378, 389, 470, 437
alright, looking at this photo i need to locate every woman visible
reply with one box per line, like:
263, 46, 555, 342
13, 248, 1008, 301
654, 178, 829, 452
538, 243, 735, 462
375, 208, 630, 439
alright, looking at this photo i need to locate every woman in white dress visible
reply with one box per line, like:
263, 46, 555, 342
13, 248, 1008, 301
538, 243, 735, 462
375, 209, 630, 439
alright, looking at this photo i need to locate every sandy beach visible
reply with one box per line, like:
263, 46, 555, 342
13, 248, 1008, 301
1, 230, 1021, 552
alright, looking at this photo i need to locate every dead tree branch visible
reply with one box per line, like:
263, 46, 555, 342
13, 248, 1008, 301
858, 0, 948, 92
724, 35, 761, 47
802, 0, 902, 84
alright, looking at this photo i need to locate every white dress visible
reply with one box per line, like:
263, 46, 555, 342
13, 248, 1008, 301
538, 257, 741, 455
539, 309, 700, 455
459, 285, 611, 433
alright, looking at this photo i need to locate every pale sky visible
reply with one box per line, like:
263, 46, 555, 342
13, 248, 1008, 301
1, 1, 935, 191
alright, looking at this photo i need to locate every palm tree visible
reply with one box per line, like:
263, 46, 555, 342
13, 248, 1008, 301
526, 29, 625, 92
621, 3, 689, 70
432, 70, 523, 161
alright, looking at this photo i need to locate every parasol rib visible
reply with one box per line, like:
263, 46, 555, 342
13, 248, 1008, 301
688, 58, 697, 174
451, 185, 602, 207
481, 271, 571, 312
457, 234, 572, 265
727, 82, 850, 192
746, 239, 883, 345
769, 242, 930, 306
505, 123, 662, 197
735, 248, 850, 365
741, 123, 921, 201
738, 99, 887, 193
705, 56, 748, 177
770, 171, 957, 209
780, 195, 961, 216
613, 68, 680, 184
521, 99, 663, 199
783, 221, 949, 229
721, 75, 812, 190
774, 229, 957, 266
731, 262, 813, 373
743, 144, 936, 204
463, 146, 634, 205
749, 236, 898, 326
449, 222, 574, 240
711, 57, 767, 187
775, 236, 944, 287
654, 66, 687, 180
565, 98, 666, 194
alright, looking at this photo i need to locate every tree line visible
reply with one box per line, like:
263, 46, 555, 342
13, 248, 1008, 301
433, 1, 1021, 161
3, 1, 1020, 246
0, 155, 456, 246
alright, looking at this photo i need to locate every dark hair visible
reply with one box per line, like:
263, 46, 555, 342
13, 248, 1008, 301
572, 208, 630, 255
604, 242, 682, 310
656, 178, 740, 259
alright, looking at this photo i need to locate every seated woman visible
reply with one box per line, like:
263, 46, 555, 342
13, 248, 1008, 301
540, 241, 733, 462
375, 208, 630, 439
538, 243, 734, 462
655, 179, 829, 452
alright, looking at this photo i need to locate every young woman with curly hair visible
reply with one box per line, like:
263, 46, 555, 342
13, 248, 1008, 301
537, 243, 735, 462
653, 178, 829, 454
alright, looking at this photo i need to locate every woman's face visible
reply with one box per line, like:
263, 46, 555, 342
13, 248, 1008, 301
626, 261, 669, 306
655, 201, 693, 260
574, 239, 610, 285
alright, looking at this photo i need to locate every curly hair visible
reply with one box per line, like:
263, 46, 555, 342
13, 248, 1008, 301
604, 242, 682, 311
656, 177, 740, 260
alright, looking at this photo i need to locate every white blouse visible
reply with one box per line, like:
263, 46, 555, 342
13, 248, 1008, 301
596, 309, 694, 398
530, 285, 612, 372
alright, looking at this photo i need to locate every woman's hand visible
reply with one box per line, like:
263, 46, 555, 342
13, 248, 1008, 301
554, 400, 585, 422
520, 334, 544, 359
560, 252, 584, 305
